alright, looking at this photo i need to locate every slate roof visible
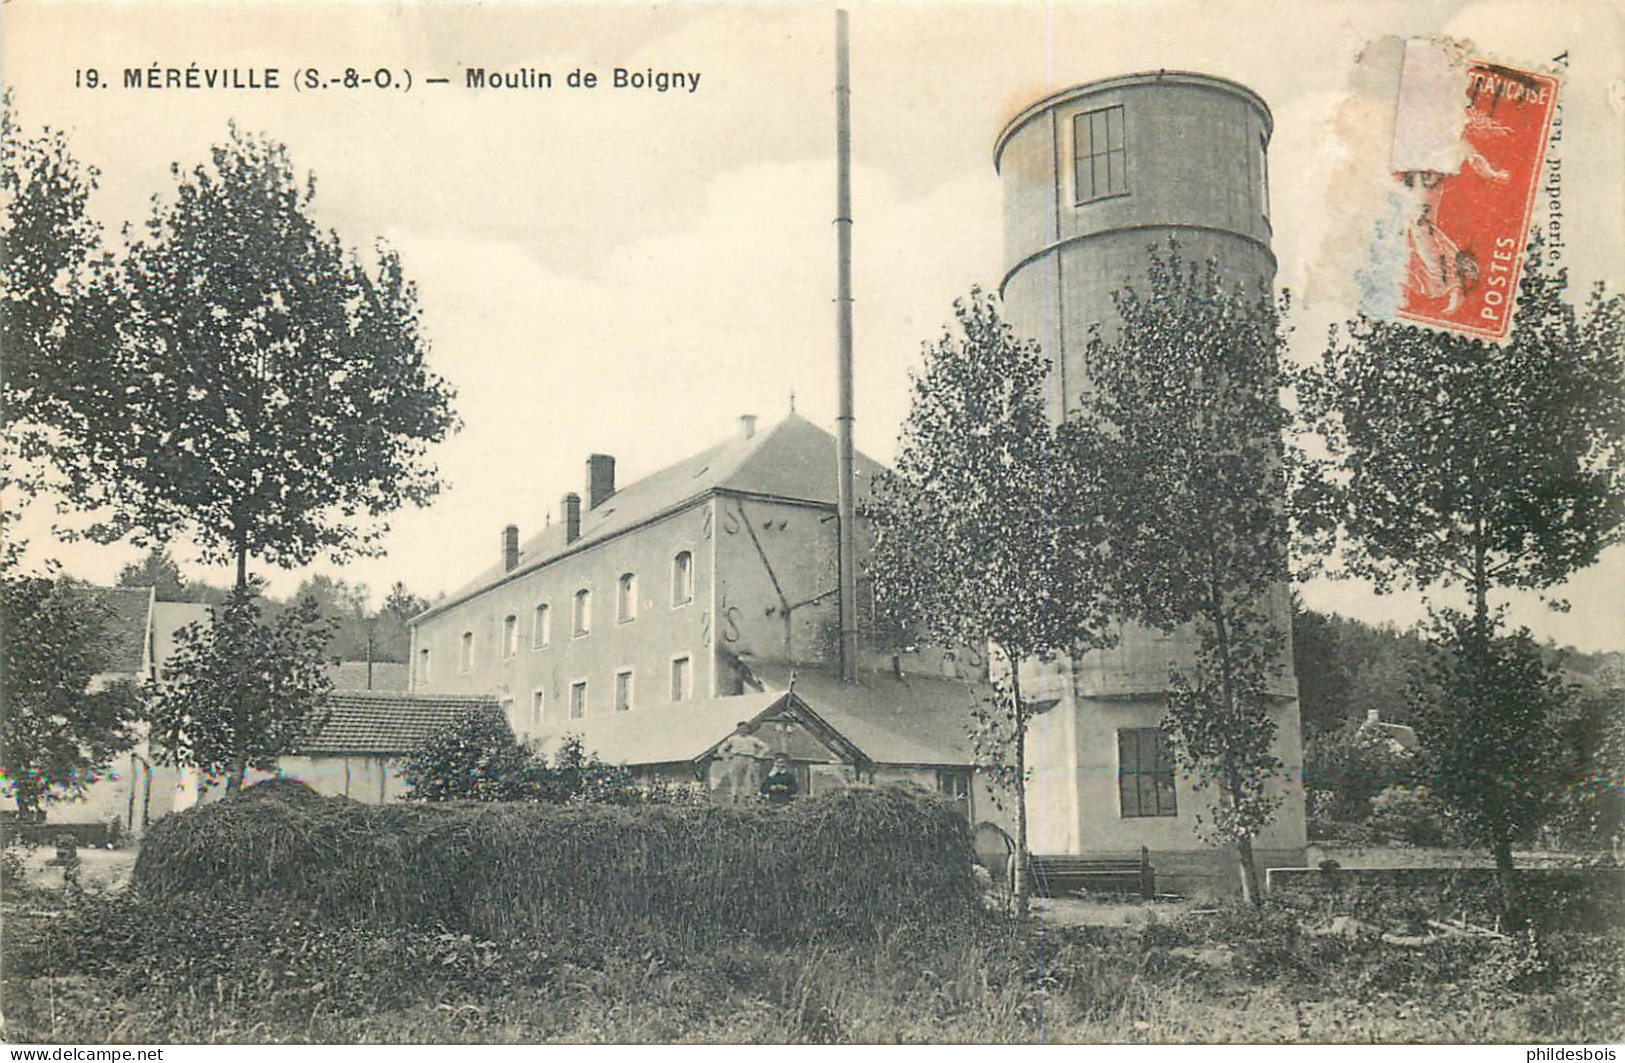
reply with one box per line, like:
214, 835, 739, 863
298, 691, 500, 756
535, 665, 985, 769
417, 413, 888, 624
75, 586, 154, 676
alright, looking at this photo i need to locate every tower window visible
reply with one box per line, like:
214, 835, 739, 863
1118, 728, 1178, 818
1074, 105, 1128, 204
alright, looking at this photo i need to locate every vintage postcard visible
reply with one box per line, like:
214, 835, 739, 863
2, 0, 1622, 1050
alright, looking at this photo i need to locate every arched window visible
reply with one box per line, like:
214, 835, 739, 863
502, 615, 518, 658
533, 603, 550, 649
573, 588, 591, 637
672, 550, 694, 606
617, 573, 637, 623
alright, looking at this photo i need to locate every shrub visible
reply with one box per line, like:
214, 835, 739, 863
1367, 784, 1458, 847
132, 783, 978, 945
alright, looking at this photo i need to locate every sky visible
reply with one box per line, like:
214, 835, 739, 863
5, 0, 1623, 651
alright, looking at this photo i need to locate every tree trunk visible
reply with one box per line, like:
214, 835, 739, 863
1011, 668, 1031, 916
1227, 770, 1262, 905
227, 537, 249, 796
1491, 833, 1524, 931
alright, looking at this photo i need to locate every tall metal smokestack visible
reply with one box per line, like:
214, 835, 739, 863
834, 8, 858, 683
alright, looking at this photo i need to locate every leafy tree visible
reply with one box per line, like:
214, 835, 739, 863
117, 546, 190, 602
1408, 614, 1567, 912
1299, 242, 1625, 645
401, 705, 534, 802
868, 287, 1110, 911
49, 125, 459, 594
291, 574, 372, 659
402, 715, 636, 804
1300, 242, 1624, 921
1303, 718, 1408, 823
0, 577, 141, 817
1067, 244, 1296, 904
147, 584, 334, 794
373, 581, 428, 662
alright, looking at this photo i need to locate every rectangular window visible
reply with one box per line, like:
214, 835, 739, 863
670, 656, 691, 702
1259, 132, 1270, 222
418, 648, 430, 684
1119, 728, 1178, 818
459, 631, 473, 673
502, 615, 518, 659
531, 689, 546, 728
615, 669, 633, 713
1074, 105, 1128, 203
500, 696, 516, 729
533, 603, 550, 649
570, 680, 588, 720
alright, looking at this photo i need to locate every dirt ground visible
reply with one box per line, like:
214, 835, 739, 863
11, 843, 138, 892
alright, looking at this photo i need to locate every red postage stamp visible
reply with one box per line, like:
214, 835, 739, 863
1387, 45, 1560, 341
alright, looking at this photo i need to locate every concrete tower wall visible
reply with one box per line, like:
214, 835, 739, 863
994, 73, 1306, 892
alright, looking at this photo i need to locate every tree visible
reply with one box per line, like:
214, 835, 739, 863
868, 288, 1111, 911
372, 581, 428, 663
1066, 244, 1296, 904
1, 92, 118, 519
291, 574, 371, 659
48, 125, 459, 594
401, 705, 534, 802
117, 546, 190, 602
1300, 242, 1624, 922
146, 584, 334, 794
0, 577, 141, 817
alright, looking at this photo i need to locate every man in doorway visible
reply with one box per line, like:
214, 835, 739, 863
715, 720, 771, 803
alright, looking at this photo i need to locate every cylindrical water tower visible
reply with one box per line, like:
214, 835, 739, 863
996, 71, 1276, 424
992, 73, 1304, 890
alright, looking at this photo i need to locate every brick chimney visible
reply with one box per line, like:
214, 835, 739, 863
561, 492, 582, 543
740, 414, 758, 440
501, 524, 520, 572
585, 454, 616, 510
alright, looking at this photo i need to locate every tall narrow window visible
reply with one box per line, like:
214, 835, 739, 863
617, 573, 637, 623
1074, 105, 1128, 203
1118, 728, 1178, 818
570, 680, 588, 720
533, 603, 550, 649
502, 615, 518, 659
459, 631, 473, 672
672, 550, 694, 606
1259, 132, 1271, 222
615, 669, 634, 713
418, 648, 431, 685
531, 689, 546, 728
670, 656, 691, 702
573, 588, 591, 637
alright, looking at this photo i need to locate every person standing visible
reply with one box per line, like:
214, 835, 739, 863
715, 720, 771, 803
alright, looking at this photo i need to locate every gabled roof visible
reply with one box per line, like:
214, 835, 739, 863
534, 665, 986, 770
754, 664, 986, 767
416, 413, 889, 624
74, 586, 154, 676
298, 691, 500, 756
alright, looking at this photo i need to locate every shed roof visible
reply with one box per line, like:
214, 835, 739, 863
534, 689, 787, 765
298, 691, 500, 756
417, 413, 887, 623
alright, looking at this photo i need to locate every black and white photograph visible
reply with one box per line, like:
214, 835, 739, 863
2, 0, 1622, 1047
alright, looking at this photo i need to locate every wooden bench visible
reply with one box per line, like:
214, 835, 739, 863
1029, 848, 1154, 899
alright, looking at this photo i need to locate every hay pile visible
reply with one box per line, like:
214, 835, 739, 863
133, 785, 978, 943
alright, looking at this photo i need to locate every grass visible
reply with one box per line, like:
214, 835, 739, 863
3, 875, 1620, 1044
